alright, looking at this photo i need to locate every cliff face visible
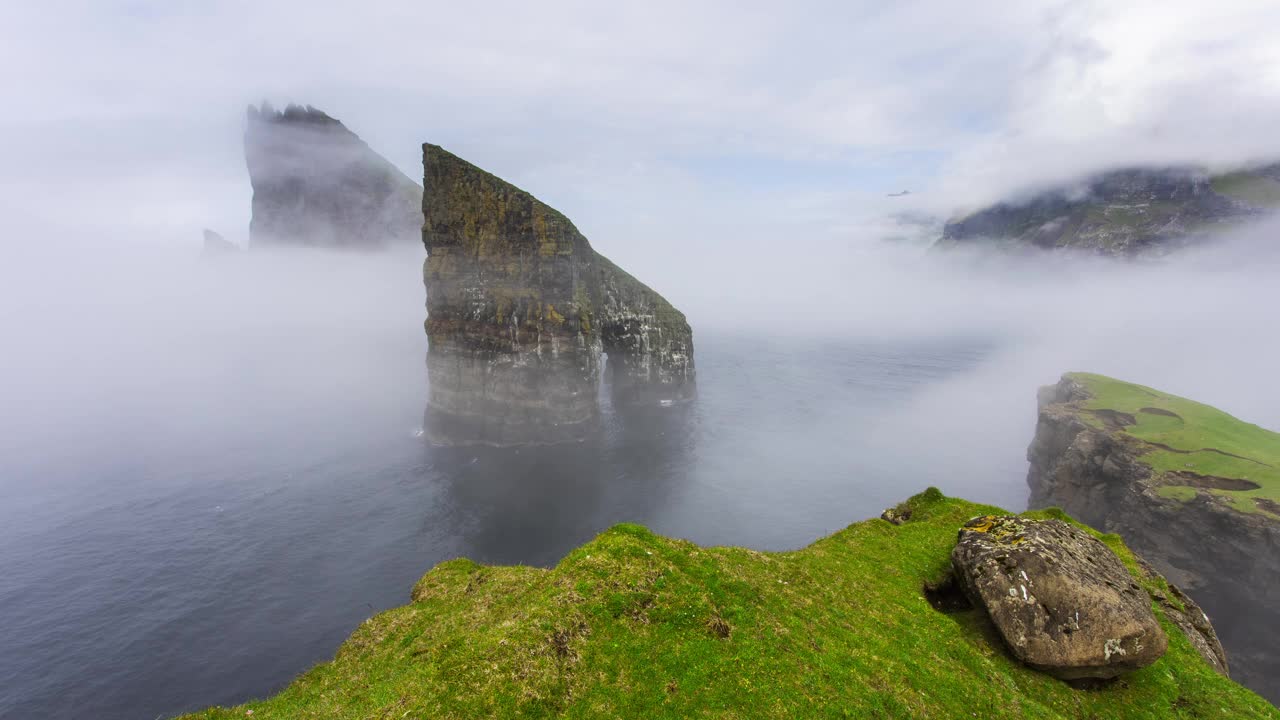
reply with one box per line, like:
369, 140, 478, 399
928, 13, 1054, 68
1027, 373, 1280, 702
244, 103, 423, 249
421, 144, 695, 446
939, 164, 1280, 255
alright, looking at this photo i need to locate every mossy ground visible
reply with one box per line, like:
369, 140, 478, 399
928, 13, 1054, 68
179, 490, 1275, 719
1069, 372, 1280, 515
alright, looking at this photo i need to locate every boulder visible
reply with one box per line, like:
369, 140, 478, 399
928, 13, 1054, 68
951, 515, 1167, 680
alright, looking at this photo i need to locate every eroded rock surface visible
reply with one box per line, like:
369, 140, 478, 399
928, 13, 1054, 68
1028, 375, 1280, 700
421, 144, 695, 446
244, 103, 422, 249
952, 515, 1166, 680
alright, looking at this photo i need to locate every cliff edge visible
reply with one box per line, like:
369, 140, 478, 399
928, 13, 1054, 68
1028, 372, 1280, 702
179, 490, 1274, 719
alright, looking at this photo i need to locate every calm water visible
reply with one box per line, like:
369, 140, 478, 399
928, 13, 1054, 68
0, 331, 1013, 720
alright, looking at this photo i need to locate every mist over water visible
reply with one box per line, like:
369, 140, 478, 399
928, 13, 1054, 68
2, 219, 1280, 718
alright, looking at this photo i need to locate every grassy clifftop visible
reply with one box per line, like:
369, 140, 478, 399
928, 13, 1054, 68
1069, 372, 1280, 515
180, 490, 1276, 719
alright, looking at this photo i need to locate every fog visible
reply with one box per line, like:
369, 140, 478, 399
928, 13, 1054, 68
4, 2, 1280, 716
4, 214, 1279, 512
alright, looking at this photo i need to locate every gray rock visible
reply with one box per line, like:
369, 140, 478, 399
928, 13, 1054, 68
951, 515, 1167, 680
421, 144, 695, 446
1028, 375, 1280, 699
244, 103, 423, 249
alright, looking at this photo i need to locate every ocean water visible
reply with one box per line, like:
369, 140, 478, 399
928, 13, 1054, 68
11, 236, 1280, 719
0, 328, 1009, 720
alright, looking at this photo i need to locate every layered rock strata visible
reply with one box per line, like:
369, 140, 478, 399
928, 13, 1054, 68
1028, 374, 1280, 701
421, 144, 695, 446
244, 103, 423, 249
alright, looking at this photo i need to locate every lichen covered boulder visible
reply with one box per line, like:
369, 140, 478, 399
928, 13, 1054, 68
421, 143, 695, 446
952, 515, 1167, 680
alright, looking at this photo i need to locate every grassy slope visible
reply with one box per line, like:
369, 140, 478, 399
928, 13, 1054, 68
179, 490, 1275, 719
1210, 172, 1280, 209
1069, 372, 1280, 514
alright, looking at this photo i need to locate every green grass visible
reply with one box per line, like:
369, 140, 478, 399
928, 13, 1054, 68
177, 490, 1275, 719
1068, 372, 1280, 514
1211, 172, 1280, 208
1156, 486, 1199, 503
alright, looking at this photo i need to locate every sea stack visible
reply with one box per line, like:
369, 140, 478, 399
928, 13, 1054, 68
421, 144, 695, 446
201, 228, 238, 256
244, 103, 423, 249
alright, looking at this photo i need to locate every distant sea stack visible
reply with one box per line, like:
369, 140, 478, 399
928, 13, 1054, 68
421, 144, 695, 446
201, 228, 238, 256
244, 103, 423, 249
937, 163, 1280, 255
1027, 372, 1280, 702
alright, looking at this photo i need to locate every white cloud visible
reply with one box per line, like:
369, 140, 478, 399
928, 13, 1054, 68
1, 0, 1277, 253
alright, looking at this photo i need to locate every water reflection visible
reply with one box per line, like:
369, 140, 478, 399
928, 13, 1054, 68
430, 403, 696, 567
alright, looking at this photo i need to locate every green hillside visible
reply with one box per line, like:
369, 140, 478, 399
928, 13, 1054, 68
1069, 372, 1280, 515
1211, 172, 1280, 209
179, 490, 1275, 719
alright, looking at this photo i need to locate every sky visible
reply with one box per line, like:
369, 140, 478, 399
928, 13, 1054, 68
4, 0, 1280, 280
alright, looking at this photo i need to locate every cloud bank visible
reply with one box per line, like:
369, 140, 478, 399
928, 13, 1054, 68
3, 0, 1279, 273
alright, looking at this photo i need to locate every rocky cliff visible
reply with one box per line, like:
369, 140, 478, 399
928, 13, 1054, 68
1027, 372, 1280, 702
421, 144, 695, 446
244, 103, 422, 249
938, 164, 1280, 255
180, 490, 1276, 719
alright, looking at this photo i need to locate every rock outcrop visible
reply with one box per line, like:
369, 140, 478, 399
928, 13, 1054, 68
1028, 373, 1280, 701
244, 103, 423, 249
952, 514, 1167, 680
937, 164, 1280, 255
201, 228, 238, 256
421, 144, 695, 446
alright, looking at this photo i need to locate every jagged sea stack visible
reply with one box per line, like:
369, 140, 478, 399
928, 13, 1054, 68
244, 103, 423, 249
421, 144, 695, 446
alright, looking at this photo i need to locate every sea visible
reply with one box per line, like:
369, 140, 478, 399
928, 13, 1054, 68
4, 237, 1277, 719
